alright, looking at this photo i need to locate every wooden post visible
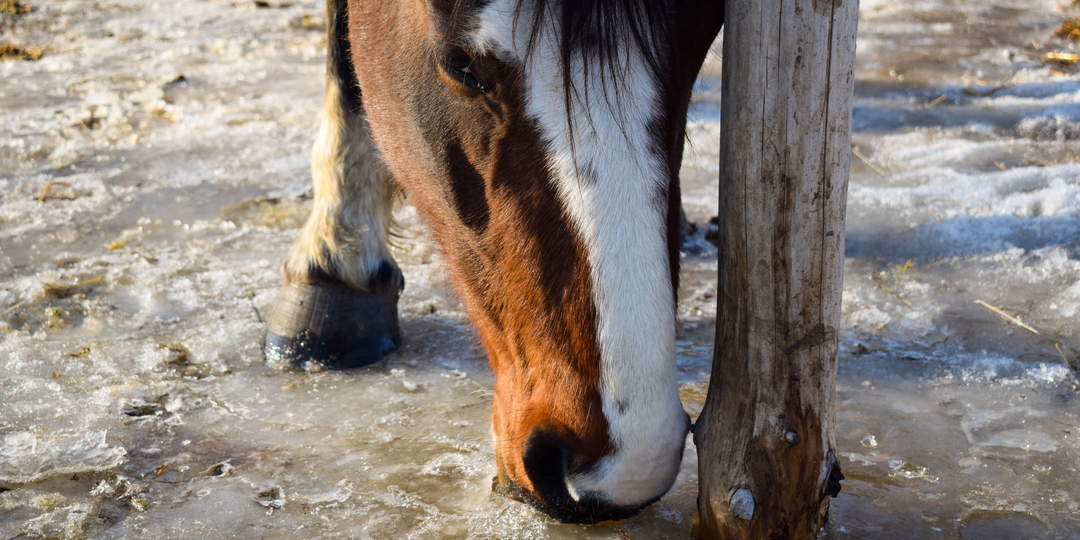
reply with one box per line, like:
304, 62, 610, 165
693, 0, 857, 537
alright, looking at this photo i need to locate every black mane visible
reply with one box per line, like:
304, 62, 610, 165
516, 0, 670, 79
513, 0, 674, 147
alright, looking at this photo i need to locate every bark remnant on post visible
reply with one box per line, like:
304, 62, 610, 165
693, 0, 858, 537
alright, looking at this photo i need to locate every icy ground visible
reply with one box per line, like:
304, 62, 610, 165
2, 0, 1079, 538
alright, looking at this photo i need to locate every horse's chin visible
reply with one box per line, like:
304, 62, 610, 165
492, 475, 657, 525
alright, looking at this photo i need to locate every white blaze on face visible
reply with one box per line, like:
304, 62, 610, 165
475, 1, 687, 507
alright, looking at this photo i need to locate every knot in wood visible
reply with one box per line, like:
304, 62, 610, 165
729, 487, 755, 520
784, 430, 801, 446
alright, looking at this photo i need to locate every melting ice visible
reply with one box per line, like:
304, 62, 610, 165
2, 0, 1079, 538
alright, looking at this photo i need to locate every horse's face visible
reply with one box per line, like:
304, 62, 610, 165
348, 0, 721, 522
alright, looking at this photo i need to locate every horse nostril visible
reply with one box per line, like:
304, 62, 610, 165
521, 430, 573, 505
519, 431, 647, 524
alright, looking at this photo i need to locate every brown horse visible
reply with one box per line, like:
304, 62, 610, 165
265, 0, 723, 524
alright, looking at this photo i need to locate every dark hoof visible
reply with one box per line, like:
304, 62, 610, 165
265, 282, 401, 370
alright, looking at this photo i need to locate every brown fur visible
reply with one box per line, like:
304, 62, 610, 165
345, 0, 611, 496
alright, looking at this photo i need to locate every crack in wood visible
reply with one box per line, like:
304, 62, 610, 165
783, 323, 836, 357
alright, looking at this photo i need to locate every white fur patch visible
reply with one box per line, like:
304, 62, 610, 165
475, 1, 687, 507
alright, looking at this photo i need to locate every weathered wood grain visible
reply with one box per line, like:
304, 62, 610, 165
693, 0, 857, 537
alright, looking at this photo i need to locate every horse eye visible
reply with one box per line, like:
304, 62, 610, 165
440, 57, 490, 95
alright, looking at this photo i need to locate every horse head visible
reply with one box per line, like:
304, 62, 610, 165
271, 0, 722, 523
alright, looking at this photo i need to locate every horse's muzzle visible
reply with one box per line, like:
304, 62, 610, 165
497, 430, 660, 524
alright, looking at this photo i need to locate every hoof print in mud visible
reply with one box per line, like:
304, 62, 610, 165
265, 281, 401, 370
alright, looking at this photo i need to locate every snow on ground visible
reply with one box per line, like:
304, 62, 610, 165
1, 0, 1079, 538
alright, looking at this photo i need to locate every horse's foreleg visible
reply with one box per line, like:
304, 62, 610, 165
265, 0, 401, 369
